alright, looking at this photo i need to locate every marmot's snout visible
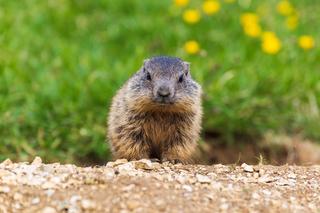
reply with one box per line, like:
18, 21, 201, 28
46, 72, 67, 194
154, 82, 175, 104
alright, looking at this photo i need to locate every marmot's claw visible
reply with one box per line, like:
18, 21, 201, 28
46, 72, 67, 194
150, 158, 161, 163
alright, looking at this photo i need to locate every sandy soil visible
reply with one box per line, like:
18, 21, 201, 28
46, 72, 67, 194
0, 158, 319, 213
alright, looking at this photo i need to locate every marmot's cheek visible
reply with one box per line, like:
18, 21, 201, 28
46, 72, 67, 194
169, 88, 175, 99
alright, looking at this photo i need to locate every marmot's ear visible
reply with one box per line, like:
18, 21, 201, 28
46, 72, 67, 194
182, 61, 190, 75
143, 59, 150, 67
142, 59, 150, 72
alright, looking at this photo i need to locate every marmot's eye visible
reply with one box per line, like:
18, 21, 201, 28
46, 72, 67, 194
178, 74, 184, 83
146, 72, 152, 81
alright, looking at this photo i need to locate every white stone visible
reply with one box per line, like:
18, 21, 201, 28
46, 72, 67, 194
288, 173, 297, 179
134, 159, 153, 170
0, 159, 12, 167
31, 197, 40, 205
0, 186, 10, 193
196, 174, 211, 183
182, 185, 193, 192
41, 206, 57, 213
31, 156, 42, 165
117, 162, 135, 173
70, 195, 82, 204
45, 189, 55, 197
81, 199, 96, 209
241, 163, 254, 172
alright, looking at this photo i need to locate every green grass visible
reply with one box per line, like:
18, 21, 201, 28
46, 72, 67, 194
0, 0, 319, 163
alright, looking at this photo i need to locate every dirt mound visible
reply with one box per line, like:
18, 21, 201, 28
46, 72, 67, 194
0, 158, 319, 212
201, 133, 320, 165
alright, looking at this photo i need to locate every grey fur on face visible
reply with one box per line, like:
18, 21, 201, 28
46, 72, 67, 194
132, 56, 198, 105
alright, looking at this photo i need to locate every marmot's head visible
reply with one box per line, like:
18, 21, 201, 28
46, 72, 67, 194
128, 56, 201, 112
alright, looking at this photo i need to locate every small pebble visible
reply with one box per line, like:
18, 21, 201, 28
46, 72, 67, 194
107, 159, 128, 167
220, 203, 229, 210
0, 205, 8, 213
45, 189, 55, 197
252, 192, 260, 199
70, 195, 81, 204
13, 193, 23, 201
155, 200, 166, 211
0, 186, 10, 193
122, 184, 135, 192
31, 197, 40, 205
41, 206, 57, 213
117, 163, 135, 174
288, 173, 297, 179
104, 168, 115, 179
258, 175, 276, 183
262, 189, 272, 196
31, 156, 42, 165
259, 169, 265, 176
0, 159, 12, 166
134, 159, 153, 170
126, 200, 140, 210
13, 203, 21, 209
81, 199, 96, 210
241, 163, 254, 173
182, 184, 193, 192
196, 174, 211, 183
276, 179, 295, 186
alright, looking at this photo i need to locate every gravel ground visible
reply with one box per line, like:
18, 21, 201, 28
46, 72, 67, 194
0, 157, 319, 213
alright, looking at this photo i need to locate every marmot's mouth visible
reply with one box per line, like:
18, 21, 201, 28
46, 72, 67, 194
153, 97, 175, 105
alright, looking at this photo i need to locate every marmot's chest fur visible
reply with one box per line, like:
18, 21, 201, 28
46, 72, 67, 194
141, 112, 185, 144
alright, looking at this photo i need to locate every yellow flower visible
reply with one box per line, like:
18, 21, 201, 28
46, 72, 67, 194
298, 35, 315, 50
183, 9, 201, 24
240, 13, 259, 26
243, 23, 261, 37
261, 31, 282, 54
174, 0, 189, 7
202, 0, 221, 15
240, 13, 261, 38
184, 40, 200, 54
277, 0, 294, 16
286, 14, 298, 30
262, 31, 277, 40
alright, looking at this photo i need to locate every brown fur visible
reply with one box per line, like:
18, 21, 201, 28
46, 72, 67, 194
107, 56, 202, 164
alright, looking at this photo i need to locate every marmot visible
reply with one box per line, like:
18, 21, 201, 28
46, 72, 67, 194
107, 56, 202, 163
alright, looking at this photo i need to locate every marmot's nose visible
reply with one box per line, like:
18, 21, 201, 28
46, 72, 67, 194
157, 86, 171, 97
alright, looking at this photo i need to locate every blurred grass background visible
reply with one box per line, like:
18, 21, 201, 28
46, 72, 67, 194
0, 0, 319, 163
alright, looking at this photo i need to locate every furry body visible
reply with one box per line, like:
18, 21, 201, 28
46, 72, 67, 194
107, 56, 202, 163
